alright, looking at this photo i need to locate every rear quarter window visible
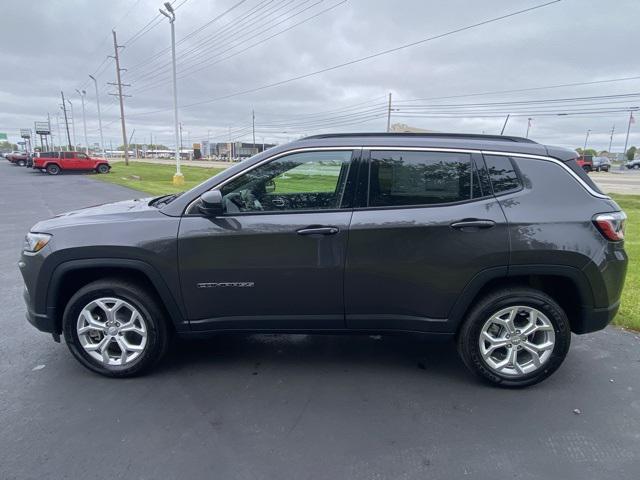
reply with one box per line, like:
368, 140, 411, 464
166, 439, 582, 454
483, 155, 522, 194
563, 158, 604, 194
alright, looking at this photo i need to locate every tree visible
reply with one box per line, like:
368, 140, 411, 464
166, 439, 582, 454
576, 147, 597, 157
626, 146, 637, 161
0, 140, 18, 151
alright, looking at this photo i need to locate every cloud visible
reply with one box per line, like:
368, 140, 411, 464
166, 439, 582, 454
0, 0, 638, 152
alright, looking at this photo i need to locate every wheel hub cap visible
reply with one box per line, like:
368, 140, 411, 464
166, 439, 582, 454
479, 306, 555, 377
76, 297, 148, 367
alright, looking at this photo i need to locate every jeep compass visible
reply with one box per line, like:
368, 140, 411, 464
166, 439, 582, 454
19, 133, 627, 387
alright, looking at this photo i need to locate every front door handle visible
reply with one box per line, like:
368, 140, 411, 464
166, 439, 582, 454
450, 219, 496, 230
296, 226, 339, 236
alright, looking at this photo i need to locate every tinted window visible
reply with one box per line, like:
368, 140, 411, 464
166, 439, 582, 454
368, 151, 482, 207
220, 150, 353, 213
63, 152, 74, 159
483, 155, 522, 194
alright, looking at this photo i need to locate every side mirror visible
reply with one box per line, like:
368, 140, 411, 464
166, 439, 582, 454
198, 190, 224, 217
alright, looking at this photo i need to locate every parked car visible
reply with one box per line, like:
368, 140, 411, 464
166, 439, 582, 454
4, 150, 21, 160
33, 151, 111, 175
625, 159, 640, 169
592, 156, 611, 172
19, 133, 627, 387
8, 152, 28, 166
576, 155, 593, 172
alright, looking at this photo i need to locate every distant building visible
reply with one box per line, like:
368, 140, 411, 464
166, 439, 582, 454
207, 141, 277, 159
390, 123, 437, 133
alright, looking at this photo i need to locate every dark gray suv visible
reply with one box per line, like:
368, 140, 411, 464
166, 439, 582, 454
19, 133, 628, 387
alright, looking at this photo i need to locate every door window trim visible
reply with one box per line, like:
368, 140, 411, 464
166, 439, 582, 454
184, 147, 361, 216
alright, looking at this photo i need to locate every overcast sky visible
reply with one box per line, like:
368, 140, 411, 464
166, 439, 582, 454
1, 0, 639, 152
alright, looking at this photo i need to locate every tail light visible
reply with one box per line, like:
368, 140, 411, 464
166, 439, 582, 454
593, 212, 626, 241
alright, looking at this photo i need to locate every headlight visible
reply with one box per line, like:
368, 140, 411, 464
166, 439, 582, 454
24, 233, 51, 253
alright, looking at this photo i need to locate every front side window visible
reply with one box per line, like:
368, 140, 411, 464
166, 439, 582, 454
368, 150, 482, 207
219, 150, 353, 213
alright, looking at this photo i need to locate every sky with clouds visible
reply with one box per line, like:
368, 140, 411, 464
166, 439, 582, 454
1, 0, 638, 152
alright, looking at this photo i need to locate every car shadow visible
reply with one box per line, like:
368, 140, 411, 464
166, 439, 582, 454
156, 333, 473, 384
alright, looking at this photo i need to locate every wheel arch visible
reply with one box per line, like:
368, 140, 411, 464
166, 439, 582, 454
47, 259, 187, 335
448, 265, 595, 334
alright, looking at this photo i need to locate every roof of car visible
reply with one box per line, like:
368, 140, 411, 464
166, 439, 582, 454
287, 132, 564, 157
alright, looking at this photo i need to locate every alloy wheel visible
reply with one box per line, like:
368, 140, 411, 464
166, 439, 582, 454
478, 306, 555, 377
76, 297, 148, 366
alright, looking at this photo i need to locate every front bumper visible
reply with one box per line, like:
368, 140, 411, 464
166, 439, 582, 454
23, 287, 59, 341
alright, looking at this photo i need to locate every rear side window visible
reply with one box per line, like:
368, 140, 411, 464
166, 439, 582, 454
367, 150, 483, 207
483, 155, 522, 194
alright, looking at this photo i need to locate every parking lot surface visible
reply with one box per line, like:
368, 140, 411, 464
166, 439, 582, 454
591, 169, 640, 194
1, 162, 639, 480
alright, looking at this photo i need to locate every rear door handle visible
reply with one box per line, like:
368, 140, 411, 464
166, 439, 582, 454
296, 226, 339, 236
450, 219, 496, 230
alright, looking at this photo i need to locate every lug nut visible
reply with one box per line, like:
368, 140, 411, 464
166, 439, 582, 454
507, 344, 512, 348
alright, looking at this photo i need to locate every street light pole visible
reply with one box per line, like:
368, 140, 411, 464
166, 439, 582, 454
89, 75, 105, 155
67, 99, 76, 150
159, 3, 183, 185
76, 89, 89, 153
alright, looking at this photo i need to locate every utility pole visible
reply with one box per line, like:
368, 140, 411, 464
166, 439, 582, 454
583, 129, 591, 155
56, 114, 62, 151
500, 114, 510, 135
525, 118, 532, 138
623, 111, 635, 161
608, 125, 615, 153
159, 2, 183, 184
89, 75, 105, 155
76, 89, 88, 153
252, 110, 256, 151
386, 92, 392, 132
109, 30, 130, 165
60, 91, 72, 150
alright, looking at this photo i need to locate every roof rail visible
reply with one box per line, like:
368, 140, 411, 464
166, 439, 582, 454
300, 132, 538, 144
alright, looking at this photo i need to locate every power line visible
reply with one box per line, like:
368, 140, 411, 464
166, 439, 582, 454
134, 0, 348, 94
127, 0, 563, 117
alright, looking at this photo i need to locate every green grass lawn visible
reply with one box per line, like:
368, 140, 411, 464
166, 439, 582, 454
97, 161, 225, 196
94, 162, 639, 330
611, 194, 639, 330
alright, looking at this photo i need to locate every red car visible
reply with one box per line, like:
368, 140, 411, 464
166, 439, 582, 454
576, 155, 593, 172
33, 151, 111, 175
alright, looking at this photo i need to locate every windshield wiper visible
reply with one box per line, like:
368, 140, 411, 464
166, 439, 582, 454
150, 192, 182, 208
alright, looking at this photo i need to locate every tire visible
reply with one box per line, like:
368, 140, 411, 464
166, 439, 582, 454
46, 164, 61, 175
96, 163, 110, 174
62, 279, 170, 377
457, 287, 571, 388
17, 160, 26, 166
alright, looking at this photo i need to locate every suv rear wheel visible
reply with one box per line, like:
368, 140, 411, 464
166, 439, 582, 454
457, 287, 571, 388
46, 164, 61, 175
62, 279, 169, 377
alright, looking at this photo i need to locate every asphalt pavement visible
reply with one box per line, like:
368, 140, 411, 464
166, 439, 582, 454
1, 161, 639, 480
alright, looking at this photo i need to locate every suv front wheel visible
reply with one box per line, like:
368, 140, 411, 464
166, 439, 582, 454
457, 287, 571, 388
62, 279, 169, 377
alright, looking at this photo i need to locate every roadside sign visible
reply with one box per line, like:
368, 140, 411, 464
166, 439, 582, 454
20, 129, 31, 139
0, 132, 7, 141
34, 122, 50, 135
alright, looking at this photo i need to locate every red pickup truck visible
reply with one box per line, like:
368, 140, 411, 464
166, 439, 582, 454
33, 151, 111, 175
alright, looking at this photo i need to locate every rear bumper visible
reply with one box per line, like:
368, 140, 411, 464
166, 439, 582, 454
573, 301, 620, 334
